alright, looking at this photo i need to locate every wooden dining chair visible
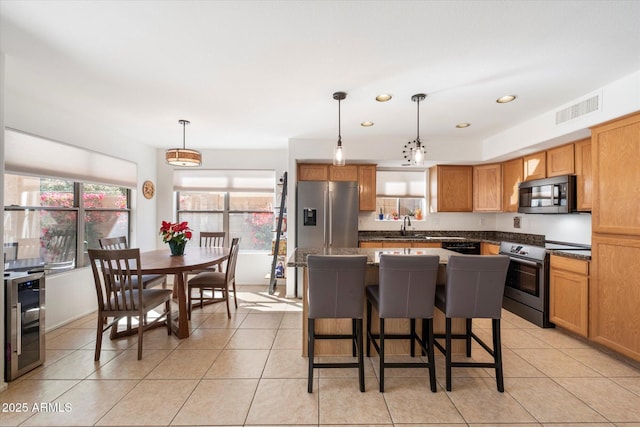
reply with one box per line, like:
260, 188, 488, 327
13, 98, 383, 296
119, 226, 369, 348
88, 248, 173, 360
187, 237, 240, 319
199, 231, 226, 272
99, 236, 166, 289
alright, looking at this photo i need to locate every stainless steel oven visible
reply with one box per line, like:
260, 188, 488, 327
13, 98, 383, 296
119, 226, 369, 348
4, 271, 46, 381
499, 242, 553, 328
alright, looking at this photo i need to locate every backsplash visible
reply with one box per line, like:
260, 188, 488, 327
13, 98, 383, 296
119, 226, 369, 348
359, 211, 592, 246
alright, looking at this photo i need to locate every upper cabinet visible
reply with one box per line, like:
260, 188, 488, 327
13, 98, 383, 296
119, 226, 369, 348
329, 165, 358, 181
358, 165, 377, 211
546, 143, 575, 177
591, 112, 640, 236
297, 163, 376, 211
574, 138, 592, 211
502, 157, 523, 212
429, 165, 473, 212
473, 163, 502, 212
298, 164, 328, 181
523, 151, 546, 181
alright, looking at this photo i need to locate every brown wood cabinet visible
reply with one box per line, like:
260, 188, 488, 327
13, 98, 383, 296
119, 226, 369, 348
473, 163, 502, 212
329, 165, 358, 181
590, 111, 640, 361
429, 165, 473, 212
590, 235, 640, 360
481, 242, 500, 255
502, 157, 523, 212
359, 241, 441, 249
298, 164, 328, 181
591, 113, 640, 236
358, 165, 377, 211
549, 255, 589, 337
298, 163, 376, 211
523, 151, 546, 181
574, 138, 592, 211
546, 143, 575, 177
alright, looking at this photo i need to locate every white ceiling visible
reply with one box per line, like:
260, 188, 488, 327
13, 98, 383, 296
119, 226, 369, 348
2, 0, 640, 161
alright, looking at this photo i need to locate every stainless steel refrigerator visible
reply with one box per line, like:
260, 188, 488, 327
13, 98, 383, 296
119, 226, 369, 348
296, 181, 359, 248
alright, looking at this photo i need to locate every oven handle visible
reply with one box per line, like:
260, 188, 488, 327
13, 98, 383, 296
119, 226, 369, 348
505, 256, 540, 268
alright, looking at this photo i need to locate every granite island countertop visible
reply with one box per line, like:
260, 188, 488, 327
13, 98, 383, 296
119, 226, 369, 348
287, 247, 457, 268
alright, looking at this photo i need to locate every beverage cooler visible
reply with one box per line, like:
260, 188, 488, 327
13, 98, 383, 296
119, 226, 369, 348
4, 271, 45, 381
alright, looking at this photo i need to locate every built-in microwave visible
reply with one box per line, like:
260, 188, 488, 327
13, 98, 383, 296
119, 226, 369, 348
518, 175, 576, 214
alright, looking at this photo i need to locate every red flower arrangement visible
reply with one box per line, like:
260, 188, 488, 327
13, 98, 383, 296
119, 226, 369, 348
159, 221, 193, 245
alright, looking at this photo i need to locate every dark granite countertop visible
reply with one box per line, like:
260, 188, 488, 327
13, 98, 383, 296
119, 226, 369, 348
547, 249, 591, 261
287, 247, 456, 268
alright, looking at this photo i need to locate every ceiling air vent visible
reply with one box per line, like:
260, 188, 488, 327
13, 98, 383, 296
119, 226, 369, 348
555, 95, 600, 124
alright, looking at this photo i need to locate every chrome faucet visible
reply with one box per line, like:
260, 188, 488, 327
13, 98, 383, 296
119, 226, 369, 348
401, 215, 412, 236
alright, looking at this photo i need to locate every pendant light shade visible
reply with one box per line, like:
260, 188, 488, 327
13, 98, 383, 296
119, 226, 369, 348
333, 91, 347, 166
410, 93, 426, 166
166, 119, 202, 167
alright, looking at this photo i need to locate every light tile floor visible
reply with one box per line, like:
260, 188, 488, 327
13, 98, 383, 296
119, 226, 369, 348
2, 285, 640, 426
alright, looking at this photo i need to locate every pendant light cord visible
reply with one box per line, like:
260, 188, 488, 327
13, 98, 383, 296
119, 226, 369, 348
416, 97, 421, 147
337, 98, 342, 147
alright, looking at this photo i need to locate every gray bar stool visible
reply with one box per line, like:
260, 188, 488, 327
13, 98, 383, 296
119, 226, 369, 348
307, 255, 368, 393
434, 254, 510, 392
366, 254, 440, 392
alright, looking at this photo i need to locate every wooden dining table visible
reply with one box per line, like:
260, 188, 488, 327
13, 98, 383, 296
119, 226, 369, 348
139, 246, 230, 338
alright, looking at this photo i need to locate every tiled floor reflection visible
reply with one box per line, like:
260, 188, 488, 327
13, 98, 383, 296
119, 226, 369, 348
2, 285, 640, 426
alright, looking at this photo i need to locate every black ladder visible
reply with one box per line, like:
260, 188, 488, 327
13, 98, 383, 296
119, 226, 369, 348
269, 172, 287, 295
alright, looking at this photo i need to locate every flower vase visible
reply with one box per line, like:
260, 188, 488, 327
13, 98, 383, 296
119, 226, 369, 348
168, 240, 186, 256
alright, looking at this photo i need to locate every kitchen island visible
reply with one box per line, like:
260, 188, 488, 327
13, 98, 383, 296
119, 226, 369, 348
288, 247, 468, 356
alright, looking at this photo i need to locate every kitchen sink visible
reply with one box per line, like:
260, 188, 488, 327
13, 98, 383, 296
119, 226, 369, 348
381, 235, 467, 240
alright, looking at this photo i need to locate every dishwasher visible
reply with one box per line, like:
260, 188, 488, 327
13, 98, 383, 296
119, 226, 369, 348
441, 241, 480, 255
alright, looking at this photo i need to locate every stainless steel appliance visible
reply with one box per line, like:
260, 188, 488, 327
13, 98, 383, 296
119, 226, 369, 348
518, 175, 577, 214
296, 181, 359, 248
499, 242, 553, 328
4, 271, 46, 381
441, 241, 480, 255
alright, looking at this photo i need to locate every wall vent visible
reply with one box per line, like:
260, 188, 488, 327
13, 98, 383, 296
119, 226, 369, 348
555, 95, 600, 124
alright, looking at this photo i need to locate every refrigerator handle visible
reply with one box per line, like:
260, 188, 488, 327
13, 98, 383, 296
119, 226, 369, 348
15, 302, 22, 356
323, 189, 328, 247
328, 189, 333, 246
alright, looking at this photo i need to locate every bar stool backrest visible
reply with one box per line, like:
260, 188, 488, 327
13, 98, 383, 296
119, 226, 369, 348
379, 254, 440, 319
307, 255, 367, 319
444, 255, 510, 319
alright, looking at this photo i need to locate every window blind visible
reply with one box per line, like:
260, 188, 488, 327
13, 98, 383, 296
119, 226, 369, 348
376, 170, 426, 197
173, 169, 276, 192
4, 128, 137, 187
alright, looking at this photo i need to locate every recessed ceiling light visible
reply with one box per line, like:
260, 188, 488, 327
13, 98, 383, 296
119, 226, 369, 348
361, 121, 374, 127
456, 123, 471, 128
376, 94, 392, 102
496, 95, 517, 103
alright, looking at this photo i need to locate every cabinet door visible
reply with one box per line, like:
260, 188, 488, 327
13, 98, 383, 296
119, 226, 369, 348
502, 157, 523, 212
298, 164, 328, 181
590, 235, 640, 360
549, 256, 589, 337
546, 143, 575, 177
412, 242, 441, 248
592, 112, 640, 236
359, 241, 381, 248
381, 241, 412, 248
574, 138, 592, 211
473, 163, 502, 212
481, 242, 499, 255
429, 165, 473, 212
329, 165, 358, 181
358, 165, 377, 211
523, 151, 546, 181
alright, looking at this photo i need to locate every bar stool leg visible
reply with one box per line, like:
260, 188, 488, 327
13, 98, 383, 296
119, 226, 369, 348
466, 318, 472, 357
366, 299, 372, 357
493, 318, 504, 392
410, 318, 416, 357
308, 318, 315, 393
426, 318, 436, 392
379, 318, 385, 392
357, 318, 365, 392
446, 317, 452, 392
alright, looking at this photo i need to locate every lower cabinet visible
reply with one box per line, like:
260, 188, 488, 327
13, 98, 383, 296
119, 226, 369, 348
481, 242, 500, 255
359, 241, 441, 249
549, 255, 589, 337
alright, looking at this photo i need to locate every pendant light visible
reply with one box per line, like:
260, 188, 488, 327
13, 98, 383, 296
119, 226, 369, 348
166, 119, 202, 167
410, 93, 426, 166
333, 91, 347, 166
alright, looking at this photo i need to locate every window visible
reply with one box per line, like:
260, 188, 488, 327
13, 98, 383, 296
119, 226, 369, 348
376, 170, 426, 220
175, 170, 276, 253
3, 174, 130, 272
